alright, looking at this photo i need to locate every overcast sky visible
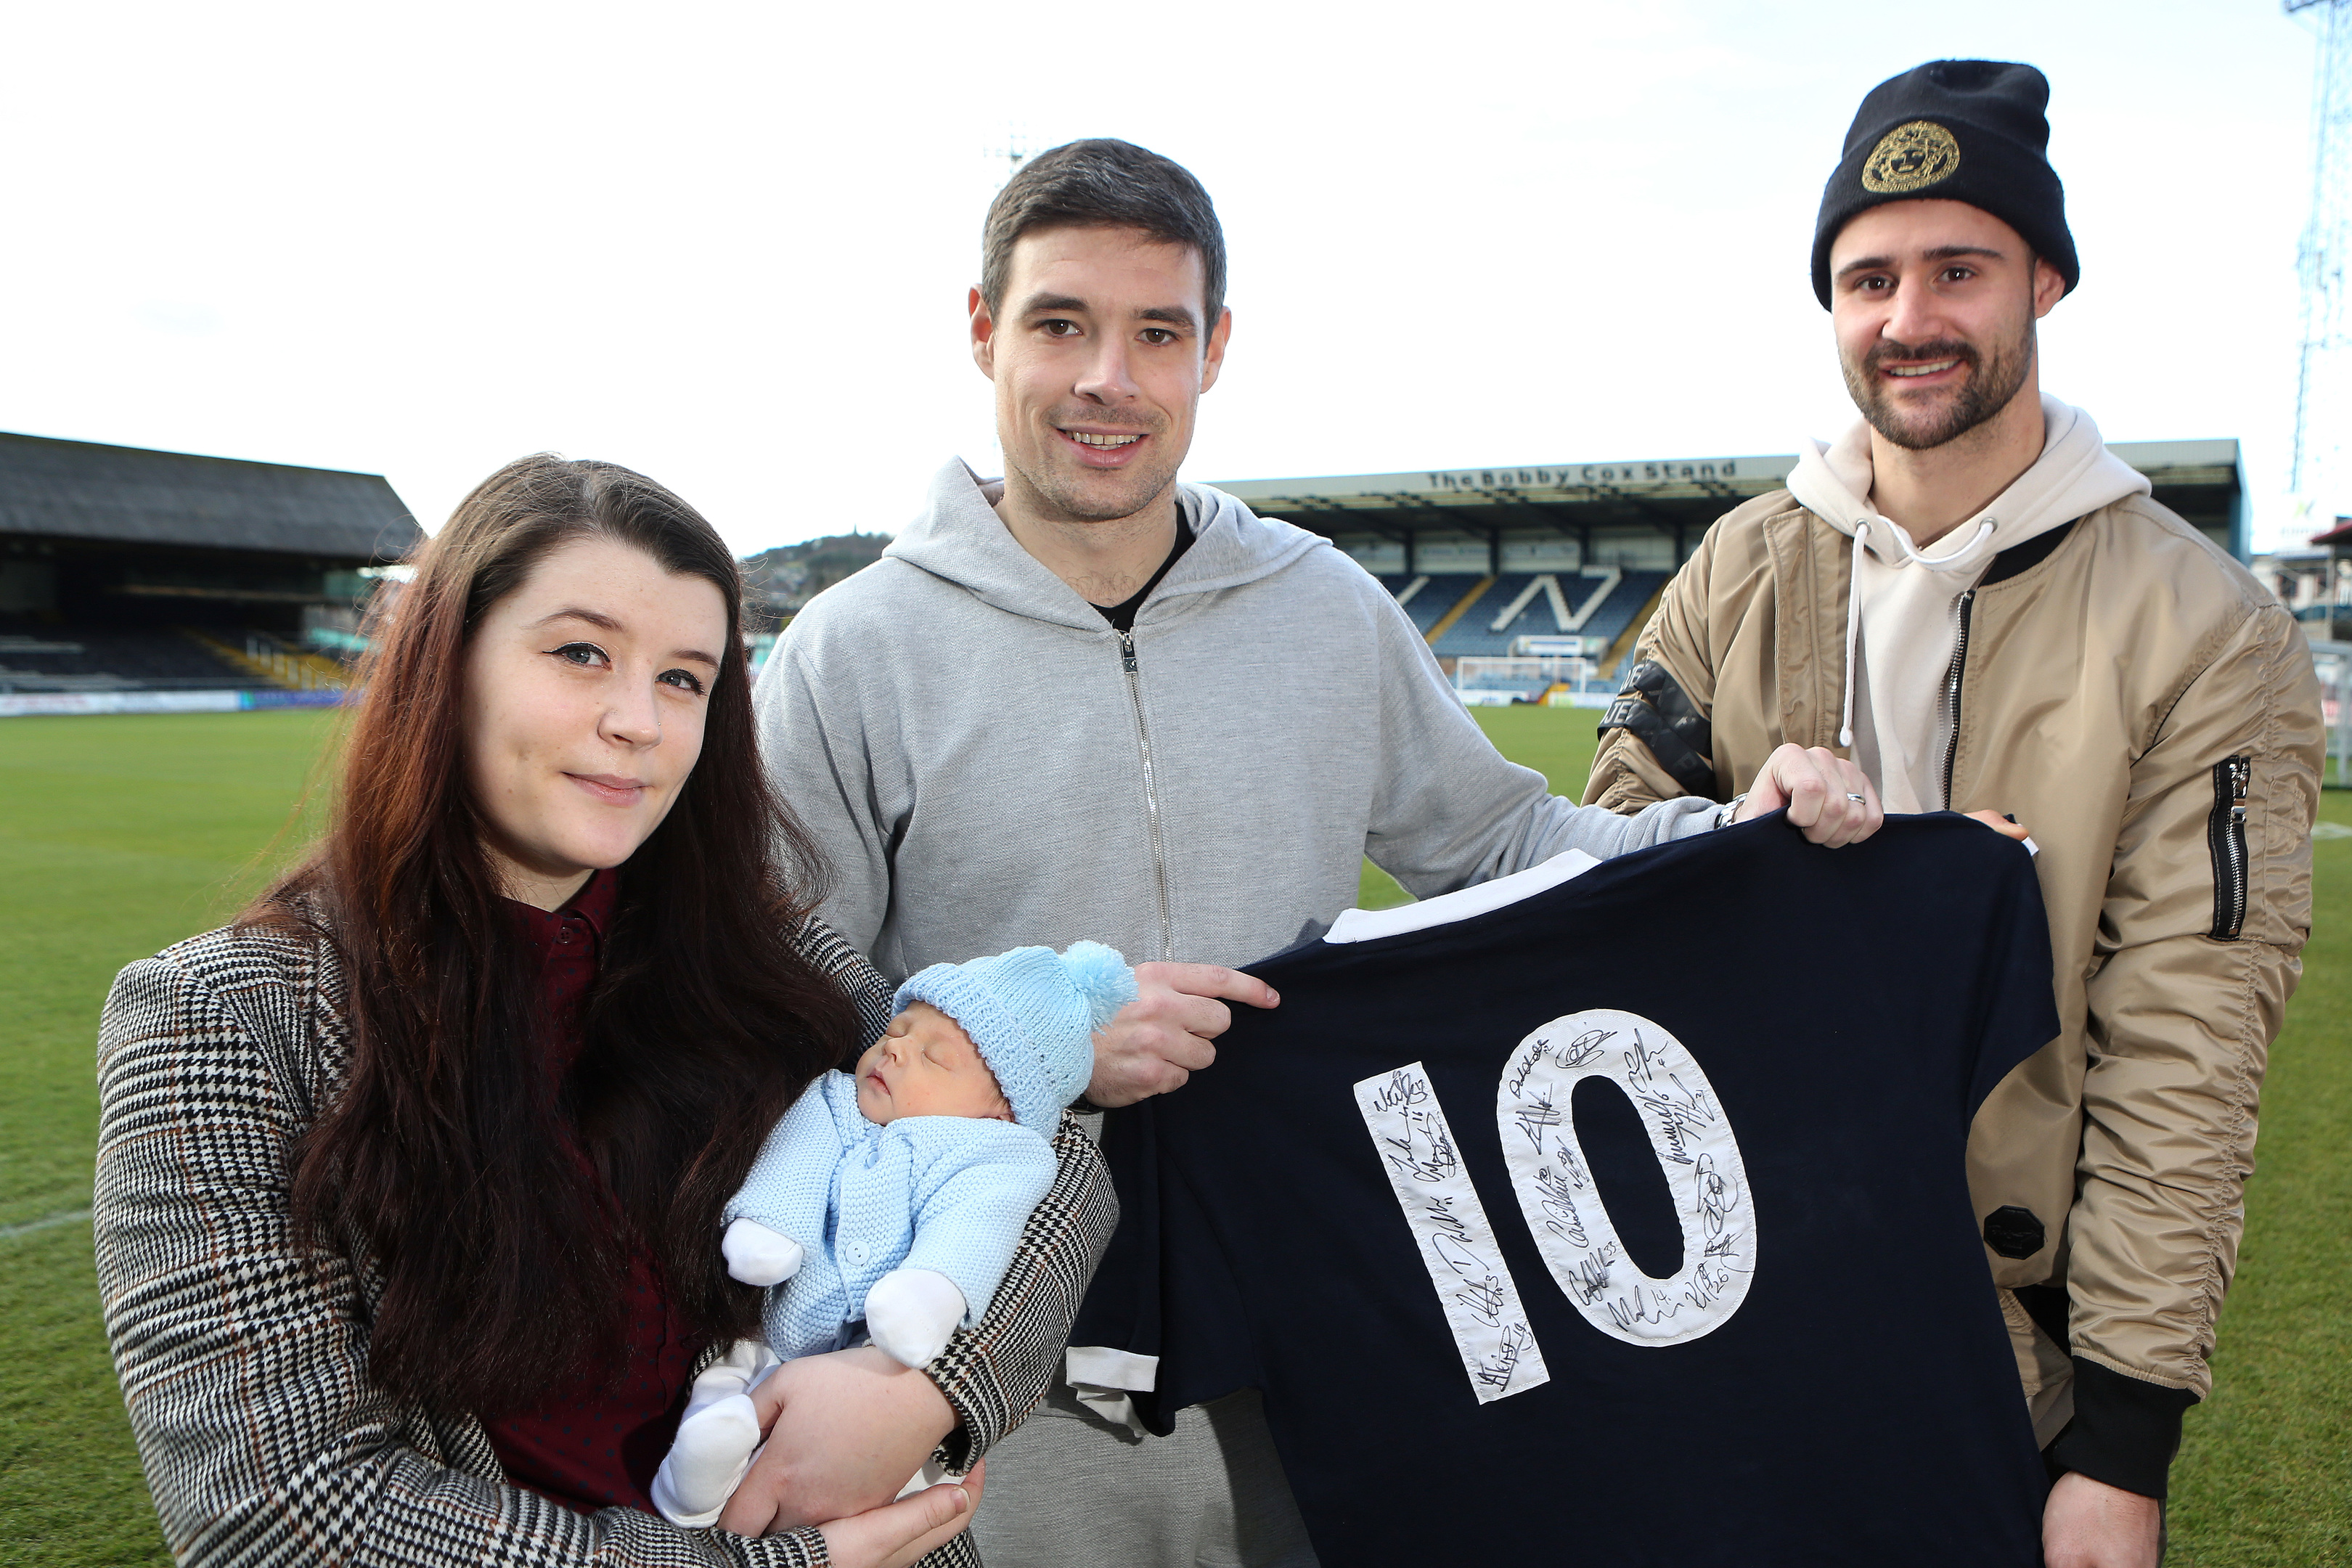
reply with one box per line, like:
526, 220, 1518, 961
0, 1, 2337, 555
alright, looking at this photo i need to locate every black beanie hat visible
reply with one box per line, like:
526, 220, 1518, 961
1811, 59, 2077, 309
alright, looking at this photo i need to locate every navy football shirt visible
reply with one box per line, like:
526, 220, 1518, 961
1074, 813, 2059, 1567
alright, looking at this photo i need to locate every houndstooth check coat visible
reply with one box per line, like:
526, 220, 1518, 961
94, 913, 1118, 1567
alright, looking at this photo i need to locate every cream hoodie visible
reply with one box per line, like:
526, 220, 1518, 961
1786, 396, 2150, 812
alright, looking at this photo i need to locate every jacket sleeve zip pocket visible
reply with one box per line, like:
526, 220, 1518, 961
2207, 756, 2250, 941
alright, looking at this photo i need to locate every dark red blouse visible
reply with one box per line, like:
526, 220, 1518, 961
481, 870, 704, 1516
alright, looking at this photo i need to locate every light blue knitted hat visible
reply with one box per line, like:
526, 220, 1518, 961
892, 942, 1135, 1130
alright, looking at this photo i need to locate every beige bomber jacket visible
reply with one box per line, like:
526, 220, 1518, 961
1585, 488, 2320, 1489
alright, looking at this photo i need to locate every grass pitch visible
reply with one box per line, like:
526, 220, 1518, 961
2, 711, 336, 1565
4, 707, 2345, 1564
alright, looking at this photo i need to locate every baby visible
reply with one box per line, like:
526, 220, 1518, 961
652, 940, 1132, 1527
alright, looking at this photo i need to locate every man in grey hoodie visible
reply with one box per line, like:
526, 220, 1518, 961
1588, 62, 2322, 1568
754, 138, 1878, 1568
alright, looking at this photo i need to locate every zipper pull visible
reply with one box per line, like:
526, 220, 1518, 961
2229, 755, 2250, 827
1119, 629, 1138, 674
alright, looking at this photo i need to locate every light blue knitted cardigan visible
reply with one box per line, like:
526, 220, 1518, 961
726, 1070, 1058, 1361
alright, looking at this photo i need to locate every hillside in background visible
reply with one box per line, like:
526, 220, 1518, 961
740, 533, 891, 625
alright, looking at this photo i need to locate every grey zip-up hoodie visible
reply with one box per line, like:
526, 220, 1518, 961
753, 460, 1715, 980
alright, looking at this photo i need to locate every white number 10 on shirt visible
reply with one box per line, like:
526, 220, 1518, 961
1355, 1009, 1759, 1402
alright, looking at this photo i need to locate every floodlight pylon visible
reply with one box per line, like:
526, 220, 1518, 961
2289, 0, 2352, 507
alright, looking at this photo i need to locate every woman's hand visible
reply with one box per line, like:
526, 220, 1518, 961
715, 1344, 960, 1535
1964, 809, 2031, 842
816, 1463, 985, 1568
1732, 744, 1882, 846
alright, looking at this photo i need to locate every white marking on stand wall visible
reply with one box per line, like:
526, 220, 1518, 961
1486, 567, 1623, 632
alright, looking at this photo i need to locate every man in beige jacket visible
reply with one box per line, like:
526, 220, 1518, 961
1585, 60, 2321, 1568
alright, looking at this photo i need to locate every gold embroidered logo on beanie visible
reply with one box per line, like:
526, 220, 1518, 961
1813, 63, 2075, 307
1861, 121, 1962, 194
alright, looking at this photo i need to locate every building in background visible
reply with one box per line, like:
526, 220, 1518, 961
0, 432, 419, 714
2287, 515, 2352, 640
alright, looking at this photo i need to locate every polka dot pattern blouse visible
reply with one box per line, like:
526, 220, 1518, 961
481, 871, 705, 1516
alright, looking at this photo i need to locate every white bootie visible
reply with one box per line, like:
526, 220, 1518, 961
722, 1217, 804, 1286
863, 1268, 968, 1369
651, 1392, 761, 1527
650, 1340, 780, 1527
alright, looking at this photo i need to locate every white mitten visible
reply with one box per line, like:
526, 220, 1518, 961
863, 1267, 968, 1369
650, 1342, 780, 1527
722, 1217, 804, 1286
650, 1392, 761, 1527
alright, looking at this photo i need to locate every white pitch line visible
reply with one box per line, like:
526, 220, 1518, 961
0, 1206, 93, 1241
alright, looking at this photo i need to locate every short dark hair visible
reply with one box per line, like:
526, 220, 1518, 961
981, 138, 1227, 330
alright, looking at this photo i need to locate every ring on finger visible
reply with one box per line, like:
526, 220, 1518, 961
1845, 793, 1867, 804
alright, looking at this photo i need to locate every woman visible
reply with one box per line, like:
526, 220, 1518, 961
94, 455, 1116, 1567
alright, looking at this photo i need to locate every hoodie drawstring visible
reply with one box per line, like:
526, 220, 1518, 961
1839, 518, 1996, 751
1840, 526, 1868, 749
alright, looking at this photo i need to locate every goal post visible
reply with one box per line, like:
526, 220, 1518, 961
1453, 655, 1601, 704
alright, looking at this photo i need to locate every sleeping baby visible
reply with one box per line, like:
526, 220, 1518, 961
651, 940, 1133, 1527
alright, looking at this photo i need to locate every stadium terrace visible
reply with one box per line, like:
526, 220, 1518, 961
0, 431, 420, 715
1210, 441, 2247, 709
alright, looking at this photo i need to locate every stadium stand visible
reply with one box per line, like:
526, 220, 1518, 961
1425, 570, 1667, 661
1376, 573, 1485, 640
1218, 441, 2251, 695
0, 432, 418, 705
0, 626, 253, 693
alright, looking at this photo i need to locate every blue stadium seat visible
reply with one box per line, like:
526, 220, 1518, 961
1429, 576, 1537, 658
1367, 569, 1670, 674
1569, 571, 1670, 662
1377, 574, 1486, 640
1419, 569, 1669, 665
0, 623, 264, 693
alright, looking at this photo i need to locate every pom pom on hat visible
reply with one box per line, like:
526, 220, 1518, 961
893, 942, 1136, 1130
1060, 941, 1138, 1031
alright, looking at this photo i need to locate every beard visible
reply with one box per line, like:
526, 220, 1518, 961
1011, 410, 1180, 524
1842, 319, 2035, 452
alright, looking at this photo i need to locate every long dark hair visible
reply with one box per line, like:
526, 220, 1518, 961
262, 454, 859, 1417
